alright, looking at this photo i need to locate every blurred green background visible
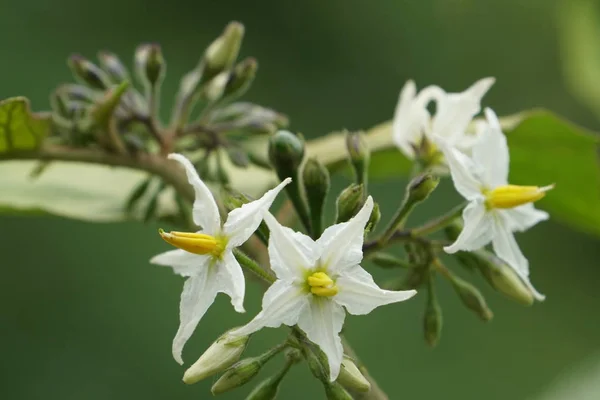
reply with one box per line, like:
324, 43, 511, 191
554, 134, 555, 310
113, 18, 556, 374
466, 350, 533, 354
2, 0, 599, 399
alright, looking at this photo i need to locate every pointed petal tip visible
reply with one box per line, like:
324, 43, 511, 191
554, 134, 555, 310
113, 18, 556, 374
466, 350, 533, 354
281, 177, 292, 185
443, 244, 459, 254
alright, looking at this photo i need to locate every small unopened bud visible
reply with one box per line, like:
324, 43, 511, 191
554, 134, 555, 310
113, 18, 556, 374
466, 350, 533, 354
304, 345, 329, 383
57, 84, 98, 104
204, 21, 244, 80
211, 356, 264, 395
407, 173, 439, 204
245, 376, 281, 400
324, 382, 353, 400
50, 91, 70, 118
97, 51, 130, 83
68, 54, 111, 90
303, 158, 330, 237
90, 81, 130, 127
345, 131, 370, 186
224, 57, 258, 99
182, 331, 249, 385
365, 201, 381, 233
449, 275, 493, 321
423, 279, 442, 347
476, 250, 534, 306
202, 71, 229, 102
268, 130, 305, 176
335, 184, 364, 223
337, 357, 370, 393
135, 43, 166, 87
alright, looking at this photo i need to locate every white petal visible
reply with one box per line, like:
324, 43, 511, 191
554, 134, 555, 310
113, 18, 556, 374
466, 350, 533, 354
431, 77, 495, 144
263, 211, 318, 281
392, 81, 433, 158
172, 263, 217, 365
491, 217, 545, 301
223, 178, 292, 247
297, 298, 346, 382
444, 200, 493, 253
436, 139, 482, 200
335, 265, 416, 315
472, 108, 509, 187
317, 197, 373, 275
230, 280, 310, 337
168, 153, 221, 233
217, 251, 246, 313
491, 216, 529, 277
150, 249, 208, 277
502, 204, 549, 232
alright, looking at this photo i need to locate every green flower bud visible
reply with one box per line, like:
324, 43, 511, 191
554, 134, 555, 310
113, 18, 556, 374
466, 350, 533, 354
268, 130, 305, 175
407, 173, 439, 204
135, 43, 166, 87
68, 54, 111, 90
245, 376, 281, 400
49, 90, 71, 119
56, 84, 98, 104
345, 131, 370, 186
365, 201, 381, 233
335, 183, 364, 223
90, 81, 130, 127
324, 382, 353, 400
211, 357, 264, 395
202, 71, 229, 102
369, 252, 411, 269
449, 274, 493, 321
204, 21, 244, 81
303, 158, 330, 237
97, 51, 130, 83
423, 277, 442, 347
183, 331, 249, 385
475, 250, 534, 306
224, 57, 258, 100
337, 357, 370, 393
304, 345, 329, 383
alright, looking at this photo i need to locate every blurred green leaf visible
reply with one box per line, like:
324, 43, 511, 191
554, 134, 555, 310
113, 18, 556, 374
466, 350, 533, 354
0, 97, 51, 152
557, 0, 600, 119
308, 110, 600, 236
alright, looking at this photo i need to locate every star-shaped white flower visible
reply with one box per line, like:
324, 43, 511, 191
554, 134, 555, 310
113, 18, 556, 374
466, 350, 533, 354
438, 108, 553, 301
151, 153, 291, 364
230, 197, 416, 381
392, 77, 495, 158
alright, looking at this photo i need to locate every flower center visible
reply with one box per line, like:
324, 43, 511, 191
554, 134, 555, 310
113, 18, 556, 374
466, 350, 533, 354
484, 184, 554, 209
307, 271, 338, 297
159, 229, 226, 258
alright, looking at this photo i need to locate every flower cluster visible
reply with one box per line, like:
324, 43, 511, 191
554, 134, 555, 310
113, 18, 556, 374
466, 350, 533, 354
393, 79, 553, 301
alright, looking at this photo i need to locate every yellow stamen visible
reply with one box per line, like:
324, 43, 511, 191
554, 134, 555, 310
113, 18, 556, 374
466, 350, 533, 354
159, 229, 225, 257
307, 271, 338, 297
485, 184, 555, 209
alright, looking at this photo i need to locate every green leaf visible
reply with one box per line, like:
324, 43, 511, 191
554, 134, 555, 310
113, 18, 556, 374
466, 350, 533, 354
306, 110, 600, 237
0, 97, 51, 152
557, 0, 600, 119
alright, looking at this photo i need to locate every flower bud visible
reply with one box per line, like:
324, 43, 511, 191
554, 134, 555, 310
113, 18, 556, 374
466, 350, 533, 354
68, 54, 111, 90
324, 382, 353, 400
211, 356, 264, 395
268, 130, 305, 176
182, 331, 249, 385
335, 184, 364, 223
345, 131, 370, 186
407, 173, 439, 204
303, 158, 330, 237
224, 57, 257, 100
90, 81, 130, 127
57, 84, 98, 104
97, 51, 130, 83
369, 252, 411, 269
337, 357, 370, 393
304, 345, 329, 383
475, 250, 534, 306
245, 376, 281, 400
135, 43, 166, 87
449, 274, 493, 321
203, 21, 244, 81
202, 71, 229, 102
365, 201, 381, 233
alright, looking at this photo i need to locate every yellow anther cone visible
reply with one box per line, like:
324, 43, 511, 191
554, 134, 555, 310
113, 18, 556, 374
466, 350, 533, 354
485, 184, 555, 209
307, 271, 338, 297
159, 229, 223, 256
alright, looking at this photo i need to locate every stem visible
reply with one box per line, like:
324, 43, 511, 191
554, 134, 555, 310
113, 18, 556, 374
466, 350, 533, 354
233, 248, 275, 284
0, 145, 194, 202
379, 195, 415, 244
411, 202, 467, 237
341, 336, 388, 400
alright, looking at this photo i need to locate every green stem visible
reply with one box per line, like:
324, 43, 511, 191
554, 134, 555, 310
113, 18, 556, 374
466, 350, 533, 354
286, 172, 313, 235
379, 195, 416, 245
411, 202, 467, 237
233, 248, 275, 284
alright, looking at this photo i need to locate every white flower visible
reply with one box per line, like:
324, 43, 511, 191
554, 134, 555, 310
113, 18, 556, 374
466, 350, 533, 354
230, 197, 416, 381
151, 153, 291, 364
438, 108, 553, 301
392, 77, 495, 158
